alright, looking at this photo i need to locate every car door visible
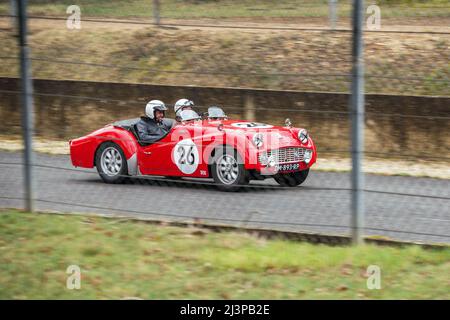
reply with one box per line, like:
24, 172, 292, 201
137, 127, 177, 176
136, 123, 188, 176
138, 122, 206, 177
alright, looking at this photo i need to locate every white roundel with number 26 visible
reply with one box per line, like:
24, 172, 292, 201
172, 139, 200, 174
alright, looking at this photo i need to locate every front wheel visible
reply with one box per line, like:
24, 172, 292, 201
95, 142, 128, 184
274, 169, 309, 187
211, 146, 249, 191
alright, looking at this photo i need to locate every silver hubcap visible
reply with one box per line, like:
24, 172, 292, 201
101, 147, 122, 176
216, 154, 239, 185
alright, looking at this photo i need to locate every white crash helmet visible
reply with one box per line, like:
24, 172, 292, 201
145, 100, 167, 119
174, 98, 194, 117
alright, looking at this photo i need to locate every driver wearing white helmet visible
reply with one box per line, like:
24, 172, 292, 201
174, 98, 195, 122
136, 100, 171, 144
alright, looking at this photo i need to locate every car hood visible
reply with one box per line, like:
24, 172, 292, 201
206, 119, 294, 132
202, 119, 308, 150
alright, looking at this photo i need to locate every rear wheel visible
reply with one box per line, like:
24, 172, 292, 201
211, 146, 249, 191
95, 142, 128, 184
274, 169, 309, 187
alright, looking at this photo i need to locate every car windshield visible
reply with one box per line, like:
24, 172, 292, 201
179, 109, 201, 121
208, 106, 227, 119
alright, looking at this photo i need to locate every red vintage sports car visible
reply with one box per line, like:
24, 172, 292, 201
70, 107, 317, 191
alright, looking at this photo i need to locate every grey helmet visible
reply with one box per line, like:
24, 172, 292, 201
174, 98, 194, 117
145, 100, 167, 119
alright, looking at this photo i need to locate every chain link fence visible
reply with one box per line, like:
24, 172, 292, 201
0, 0, 449, 245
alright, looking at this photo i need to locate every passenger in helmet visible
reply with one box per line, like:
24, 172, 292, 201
136, 100, 172, 144
174, 98, 195, 122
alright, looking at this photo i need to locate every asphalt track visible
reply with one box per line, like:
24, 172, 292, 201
0, 151, 449, 244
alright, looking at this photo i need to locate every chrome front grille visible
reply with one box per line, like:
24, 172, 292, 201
259, 147, 305, 164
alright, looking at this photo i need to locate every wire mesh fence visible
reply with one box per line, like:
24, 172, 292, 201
0, 13, 448, 95
0, 0, 449, 245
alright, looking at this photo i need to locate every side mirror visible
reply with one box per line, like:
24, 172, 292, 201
285, 118, 292, 128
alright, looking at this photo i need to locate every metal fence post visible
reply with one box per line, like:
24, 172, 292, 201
244, 92, 256, 121
329, 0, 338, 30
350, 0, 365, 244
17, 0, 35, 212
153, 0, 160, 25
10, 0, 17, 29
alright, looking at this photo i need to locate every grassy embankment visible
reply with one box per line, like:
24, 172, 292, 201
0, 0, 448, 95
0, 210, 449, 299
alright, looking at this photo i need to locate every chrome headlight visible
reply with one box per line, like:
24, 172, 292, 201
298, 129, 308, 144
304, 149, 313, 164
252, 133, 264, 148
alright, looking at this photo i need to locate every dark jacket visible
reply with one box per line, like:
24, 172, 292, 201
135, 116, 172, 144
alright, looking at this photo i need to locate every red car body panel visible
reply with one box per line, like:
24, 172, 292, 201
70, 126, 137, 168
70, 119, 317, 178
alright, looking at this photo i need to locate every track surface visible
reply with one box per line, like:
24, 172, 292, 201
0, 151, 449, 244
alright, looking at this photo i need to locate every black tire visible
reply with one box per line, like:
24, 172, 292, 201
211, 146, 249, 191
274, 169, 309, 187
95, 142, 128, 184
164, 176, 183, 181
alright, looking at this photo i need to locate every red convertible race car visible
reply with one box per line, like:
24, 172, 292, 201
70, 107, 317, 191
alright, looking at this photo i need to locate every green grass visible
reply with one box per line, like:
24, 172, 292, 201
0, 0, 449, 19
0, 210, 449, 299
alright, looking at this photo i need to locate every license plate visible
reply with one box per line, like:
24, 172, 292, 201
275, 163, 300, 172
